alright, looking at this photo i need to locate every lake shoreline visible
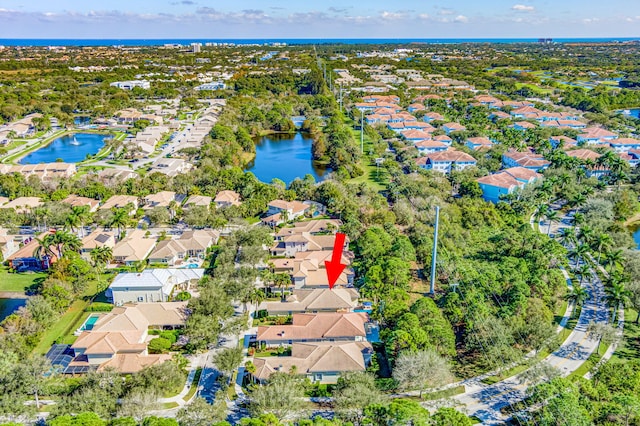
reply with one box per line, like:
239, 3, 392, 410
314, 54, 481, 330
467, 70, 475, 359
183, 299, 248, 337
16, 130, 113, 164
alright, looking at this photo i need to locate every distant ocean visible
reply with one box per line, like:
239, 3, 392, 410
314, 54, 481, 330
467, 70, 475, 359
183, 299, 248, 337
0, 38, 638, 47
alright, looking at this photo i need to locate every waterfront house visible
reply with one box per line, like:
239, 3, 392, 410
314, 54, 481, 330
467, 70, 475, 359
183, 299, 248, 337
263, 200, 309, 226
107, 268, 204, 304
0, 229, 18, 260
477, 167, 542, 203
251, 341, 373, 384
214, 190, 242, 208
0, 163, 77, 181
7, 230, 57, 271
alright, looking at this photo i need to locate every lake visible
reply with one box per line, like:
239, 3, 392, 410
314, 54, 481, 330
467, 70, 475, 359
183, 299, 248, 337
19, 133, 109, 164
245, 132, 330, 184
632, 223, 640, 249
0, 298, 26, 322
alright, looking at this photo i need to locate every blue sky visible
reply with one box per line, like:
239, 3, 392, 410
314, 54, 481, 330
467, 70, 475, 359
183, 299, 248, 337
0, 0, 639, 39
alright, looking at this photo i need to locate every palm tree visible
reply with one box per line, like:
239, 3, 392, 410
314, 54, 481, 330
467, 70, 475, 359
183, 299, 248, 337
110, 208, 129, 239
570, 244, 589, 268
64, 211, 81, 235
273, 273, 291, 299
49, 231, 81, 259
578, 225, 593, 245
569, 193, 586, 209
573, 263, 592, 286
249, 288, 266, 313
33, 233, 56, 260
545, 208, 560, 236
604, 249, 624, 273
592, 234, 613, 264
90, 246, 113, 268
559, 227, 577, 246
565, 285, 589, 308
604, 279, 631, 324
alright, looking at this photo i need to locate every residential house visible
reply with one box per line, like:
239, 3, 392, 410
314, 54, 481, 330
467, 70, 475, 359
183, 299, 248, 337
619, 151, 640, 168
80, 230, 116, 259
251, 341, 373, 384
99, 195, 139, 213
415, 150, 477, 174
465, 137, 494, 151
214, 190, 242, 208
550, 135, 578, 149
609, 138, 640, 153
259, 288, 359, 316
415, 140, 449, 154
477, 167, 542, 203
577, 127, 618, 145
143, 191, 184, 209
149, 158, 193, 177
565, 149, 608, 178
271, 230, 346, 257
401, 129, 434, 142
0, 163, 77, 181
106, 268, 204, 304
183, 195, 213, 209
502, 150, 550, 171
7, 230, 57, 271
68, 302, 186, 373
255, 312, 369, 346
62, 195, 100, 212
0, 197, 43, 214
423, 112, 445, 123
263, 200, 309, 226
147, 240, 187, 266
511, 121, 537, 131
112, 230, 157, 266
148, 230, 219, 265
442, 122, 466, 134
0, 229, 18, 260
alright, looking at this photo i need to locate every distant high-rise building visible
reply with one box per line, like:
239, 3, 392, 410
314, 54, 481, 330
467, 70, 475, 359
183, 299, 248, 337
191, 43, 202, 53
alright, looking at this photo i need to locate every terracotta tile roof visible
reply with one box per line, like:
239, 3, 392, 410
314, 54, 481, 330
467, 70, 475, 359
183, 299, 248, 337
565, 148, 601, 161
256, 312, 368, 342
259, 288, 359, 314
98, 353, 173, 374
252, 341, 372, 381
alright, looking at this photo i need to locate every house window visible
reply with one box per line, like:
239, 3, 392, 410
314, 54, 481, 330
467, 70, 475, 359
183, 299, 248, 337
315, 374, 323, 381
137, 296, 144, 302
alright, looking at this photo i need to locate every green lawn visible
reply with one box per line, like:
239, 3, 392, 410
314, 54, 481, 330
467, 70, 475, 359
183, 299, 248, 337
182, 368, 203, 402
0, 266, 46, 293
610, 308, 640, 364
33, 299, 89, 354
346, 128, 390, 191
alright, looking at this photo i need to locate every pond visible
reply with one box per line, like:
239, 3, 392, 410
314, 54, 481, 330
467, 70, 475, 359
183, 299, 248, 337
0, 298, 26, 322
621, 108, 640, 119
19, 132, 110, 164
245, 132, 330, 184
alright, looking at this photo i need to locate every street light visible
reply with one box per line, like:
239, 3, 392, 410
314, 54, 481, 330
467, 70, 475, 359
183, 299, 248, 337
360, 109, 364, 154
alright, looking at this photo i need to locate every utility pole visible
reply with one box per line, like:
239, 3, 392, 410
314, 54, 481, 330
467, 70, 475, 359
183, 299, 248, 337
338, 83, 343, 113
430, 205, 440, 296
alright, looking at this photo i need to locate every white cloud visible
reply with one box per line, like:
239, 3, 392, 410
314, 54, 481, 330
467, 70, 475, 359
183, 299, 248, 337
512, 4, 535, 12
454, 15, 469, 23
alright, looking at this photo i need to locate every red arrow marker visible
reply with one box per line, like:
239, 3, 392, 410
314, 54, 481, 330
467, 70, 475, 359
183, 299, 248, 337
325, 233, 347, 290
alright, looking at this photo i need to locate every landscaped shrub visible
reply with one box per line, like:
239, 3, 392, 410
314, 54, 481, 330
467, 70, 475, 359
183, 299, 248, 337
174, 291, 191, 301
159, 330, 179, 344
85, 302, 114, 312
148, 337, 172, 354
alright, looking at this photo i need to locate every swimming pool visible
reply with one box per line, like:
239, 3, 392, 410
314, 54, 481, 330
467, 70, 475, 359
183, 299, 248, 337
79, 314, 101, 331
